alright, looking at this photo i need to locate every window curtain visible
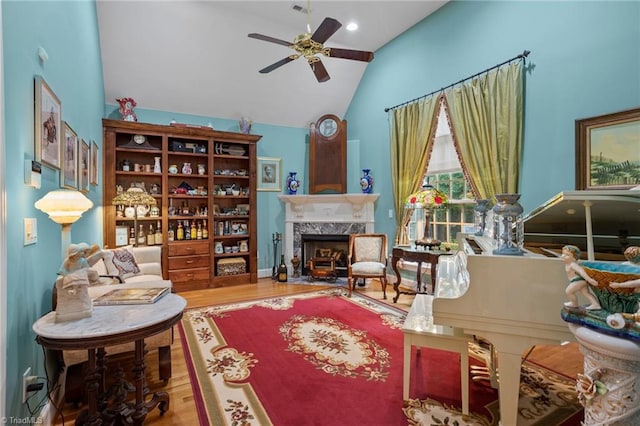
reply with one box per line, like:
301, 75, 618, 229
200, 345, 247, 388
443, 60, 524, 199
389, 96, 440, 244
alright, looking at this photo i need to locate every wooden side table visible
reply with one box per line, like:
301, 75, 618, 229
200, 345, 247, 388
391, 245, 453, 302
33, 293, 186, 425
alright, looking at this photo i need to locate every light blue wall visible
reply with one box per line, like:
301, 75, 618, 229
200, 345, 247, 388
346, 0, 640, 243
3, 0, 104, 416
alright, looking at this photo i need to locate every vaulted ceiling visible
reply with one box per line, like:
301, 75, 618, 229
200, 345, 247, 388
97, 1, 448, 128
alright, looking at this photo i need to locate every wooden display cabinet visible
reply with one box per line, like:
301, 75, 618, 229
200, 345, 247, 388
102, 119, 260, 291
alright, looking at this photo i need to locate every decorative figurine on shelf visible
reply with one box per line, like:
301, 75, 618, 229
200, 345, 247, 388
116, 97, 138, 122
360, 169, 373, 194
562, 245, 601, 310
182, 162, 192, 174
239, 117, 252, 134
286, 172, 300, 195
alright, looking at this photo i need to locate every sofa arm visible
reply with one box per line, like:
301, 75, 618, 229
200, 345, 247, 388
137, 262, 162, 277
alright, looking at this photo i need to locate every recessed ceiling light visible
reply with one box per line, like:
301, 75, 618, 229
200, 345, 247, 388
346, 22, 358, 31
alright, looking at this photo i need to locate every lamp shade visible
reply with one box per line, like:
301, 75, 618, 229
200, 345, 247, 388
35, 189, 93, 225
405, 185, 448, 209
111, 187, 157, 206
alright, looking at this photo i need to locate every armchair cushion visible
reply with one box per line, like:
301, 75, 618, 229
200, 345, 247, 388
351, 261, 386, 275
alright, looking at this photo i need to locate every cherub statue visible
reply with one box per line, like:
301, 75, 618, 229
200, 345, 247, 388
59, 242, 103, 286
562, 245, 601, 310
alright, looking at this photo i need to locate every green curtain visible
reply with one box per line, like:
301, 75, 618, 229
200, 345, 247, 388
389, 96, 440, 244
444, 60, 524, 199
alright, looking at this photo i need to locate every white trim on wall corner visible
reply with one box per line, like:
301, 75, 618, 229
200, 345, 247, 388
0, 5, 7, 420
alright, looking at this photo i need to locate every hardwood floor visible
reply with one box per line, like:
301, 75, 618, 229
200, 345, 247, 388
51, 278, 582, 425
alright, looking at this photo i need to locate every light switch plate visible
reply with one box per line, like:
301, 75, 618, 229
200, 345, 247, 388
24, 218, 37, 245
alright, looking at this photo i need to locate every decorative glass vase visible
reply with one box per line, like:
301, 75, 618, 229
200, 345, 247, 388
360, 169, 373, 194
286, 172, 300, 195
492, 193, 524, 256
153, 157, 161, 173
474, 199, 491, 236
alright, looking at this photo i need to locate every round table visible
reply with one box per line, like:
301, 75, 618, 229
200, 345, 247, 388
33, 293, 186, 425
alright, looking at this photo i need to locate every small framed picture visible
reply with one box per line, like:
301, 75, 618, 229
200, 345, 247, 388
213, 204, 221, 215
90, 140, 99, 185
79, 139, 90, 193
576, 107, 640, 190
61, 122, 78, 189
34, 75, 62, 169
115, 226, 129, 246
257, 157, 282, 191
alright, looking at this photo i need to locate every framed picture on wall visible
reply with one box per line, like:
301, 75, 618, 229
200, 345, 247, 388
79, 139, 90, 193
257, 157, 282, 191
575, 107, 640, 190
34, 75, 62, 169
90, 140, 99, 185
61, 122, 78, 189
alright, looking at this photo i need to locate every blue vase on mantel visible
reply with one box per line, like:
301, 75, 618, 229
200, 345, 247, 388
286, 172, 300, 195
360, 169, 373, 194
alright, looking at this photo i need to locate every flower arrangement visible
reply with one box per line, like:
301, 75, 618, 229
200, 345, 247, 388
405, 185, 448, 209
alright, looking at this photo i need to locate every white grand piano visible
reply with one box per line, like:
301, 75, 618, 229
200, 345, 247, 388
431, 189, 640, 425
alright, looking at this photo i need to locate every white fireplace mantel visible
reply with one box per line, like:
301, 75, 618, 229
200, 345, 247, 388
277, 193, 379, 268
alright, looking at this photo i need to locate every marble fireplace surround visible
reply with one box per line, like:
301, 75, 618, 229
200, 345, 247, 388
278, 194, 379, 269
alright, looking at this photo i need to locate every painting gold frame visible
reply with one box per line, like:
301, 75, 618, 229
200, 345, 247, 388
34, 75, 62, 169
576, 107, 640, 190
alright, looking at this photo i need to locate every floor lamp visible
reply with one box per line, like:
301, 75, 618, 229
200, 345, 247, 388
35, 189, 94, 260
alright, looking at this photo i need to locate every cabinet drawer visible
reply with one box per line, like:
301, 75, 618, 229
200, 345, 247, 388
168, 254, 209, 270
168, 267, 210, 283
168, 241, 209, 256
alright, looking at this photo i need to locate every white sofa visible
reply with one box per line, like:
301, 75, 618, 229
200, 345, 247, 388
54, 245, 174, 404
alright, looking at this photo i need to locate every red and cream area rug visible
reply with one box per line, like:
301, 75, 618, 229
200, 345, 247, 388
178, 288, 582, 425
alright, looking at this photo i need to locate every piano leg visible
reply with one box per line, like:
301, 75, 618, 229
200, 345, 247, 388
494, 351, 522, 426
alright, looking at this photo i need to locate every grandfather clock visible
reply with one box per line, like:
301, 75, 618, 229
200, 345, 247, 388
309, 114, 347, 194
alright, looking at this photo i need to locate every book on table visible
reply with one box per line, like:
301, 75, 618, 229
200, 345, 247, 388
93, 287, 170, 306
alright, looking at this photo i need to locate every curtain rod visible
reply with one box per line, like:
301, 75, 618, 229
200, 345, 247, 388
384, 50, 530, 112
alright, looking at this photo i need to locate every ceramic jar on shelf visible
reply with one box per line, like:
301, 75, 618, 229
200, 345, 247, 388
360, 169, 373, 194
286, 172, 300, 195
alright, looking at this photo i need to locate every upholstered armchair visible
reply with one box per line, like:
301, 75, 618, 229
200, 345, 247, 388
347, 233, 389, 299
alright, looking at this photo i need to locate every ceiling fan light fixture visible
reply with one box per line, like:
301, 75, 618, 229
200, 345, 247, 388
346, 22, 358, 31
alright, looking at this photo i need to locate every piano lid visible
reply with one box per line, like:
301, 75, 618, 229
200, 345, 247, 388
523, 189, 640, 260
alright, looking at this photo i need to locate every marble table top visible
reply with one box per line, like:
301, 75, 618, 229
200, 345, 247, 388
33, 293, 186, 340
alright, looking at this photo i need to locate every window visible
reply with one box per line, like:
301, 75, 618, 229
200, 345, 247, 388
408, 104, 476, 245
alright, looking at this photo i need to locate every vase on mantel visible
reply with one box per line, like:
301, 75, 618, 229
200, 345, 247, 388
360, 169, 373, 194
286, 172, 300, 195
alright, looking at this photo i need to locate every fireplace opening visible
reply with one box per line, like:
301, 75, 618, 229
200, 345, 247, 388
301, 234, 350, 277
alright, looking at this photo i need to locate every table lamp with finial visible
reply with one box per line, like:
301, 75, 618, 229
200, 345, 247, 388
405, 184, 448, 249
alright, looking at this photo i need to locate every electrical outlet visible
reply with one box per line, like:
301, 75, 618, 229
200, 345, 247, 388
22, 367, 37, 403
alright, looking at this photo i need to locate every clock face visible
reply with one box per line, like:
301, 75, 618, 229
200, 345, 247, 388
319, 118, 338, 137
133, 134, 146, 145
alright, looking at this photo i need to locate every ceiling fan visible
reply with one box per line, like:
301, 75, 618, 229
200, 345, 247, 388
248, 13, 374, 83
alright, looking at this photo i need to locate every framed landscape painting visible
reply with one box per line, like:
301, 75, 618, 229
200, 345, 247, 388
34, 75, 62, 169
61, 122, 78, 189
575, 107, 640, 190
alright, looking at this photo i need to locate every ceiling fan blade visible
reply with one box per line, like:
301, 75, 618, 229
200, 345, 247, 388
326, 48, 374, 63
260, 57, 296, 74
310, 59, 330, 83
311, 17, 342, 44
248, 33, 292, 47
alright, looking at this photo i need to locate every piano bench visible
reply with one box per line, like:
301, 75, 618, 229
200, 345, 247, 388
402, 294, 471, 415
